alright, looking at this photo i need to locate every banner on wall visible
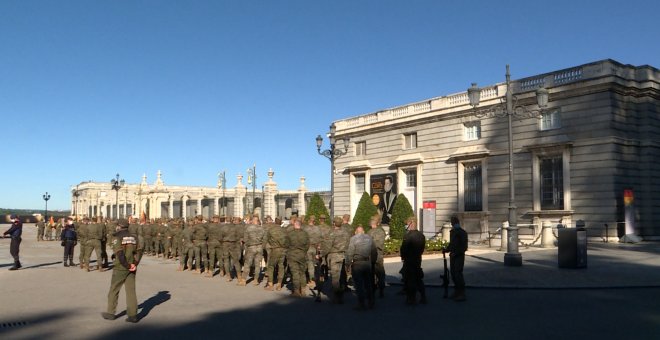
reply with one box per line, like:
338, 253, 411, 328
370, 174, 397, 225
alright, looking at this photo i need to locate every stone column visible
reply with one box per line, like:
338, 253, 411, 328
182, 194, 188, 221
500, 221, 509, 252
264, 168, 277, 219
442, 222, 451, 242
541, 220, 554, 248
214, 196, 219, 216
197, 197, 202, 217
169, 194, 174, 219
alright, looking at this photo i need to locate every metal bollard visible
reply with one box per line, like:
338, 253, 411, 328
442, 222, 451, 242
541, 220, 554, 248
500, 221, 508, 252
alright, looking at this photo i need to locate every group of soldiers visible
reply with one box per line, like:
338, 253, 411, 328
67, 212, 390, 309
36, 218, 64, 242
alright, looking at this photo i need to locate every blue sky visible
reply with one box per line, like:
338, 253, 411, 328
1, 0, 658, 210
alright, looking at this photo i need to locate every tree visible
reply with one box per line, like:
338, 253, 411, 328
389, 194, 414, 240
306, 193, 330, 225
352, 192, 379, 233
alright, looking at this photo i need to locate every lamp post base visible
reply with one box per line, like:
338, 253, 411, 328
504, 253, 522, 267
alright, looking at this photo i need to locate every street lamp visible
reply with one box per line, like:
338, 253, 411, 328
316, 123, 350, 219
247, 164, 257, 216
218, 170, 227, 216
43, 192, 51, 223
468, 64, 549, 267
111, 173, 125, 219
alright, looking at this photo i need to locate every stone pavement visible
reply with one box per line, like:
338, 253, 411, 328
1, 224, 659, 340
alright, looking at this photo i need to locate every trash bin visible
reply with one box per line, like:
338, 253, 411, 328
558, 221, 587, 268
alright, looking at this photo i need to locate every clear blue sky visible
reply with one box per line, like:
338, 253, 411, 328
1, 0, 658, 210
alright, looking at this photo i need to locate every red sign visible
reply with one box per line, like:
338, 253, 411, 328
423, 201, 436, 209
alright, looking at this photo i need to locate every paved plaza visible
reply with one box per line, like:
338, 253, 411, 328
1, 224, 659, 340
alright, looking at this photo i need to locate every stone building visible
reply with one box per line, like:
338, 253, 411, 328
331, 59, 659, 241
70, 169, 330, 221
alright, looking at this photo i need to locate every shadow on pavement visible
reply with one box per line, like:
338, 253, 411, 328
0, 310, 71, 340
115, 291, 172, 320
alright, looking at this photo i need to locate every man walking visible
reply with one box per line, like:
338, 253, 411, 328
102, 219, 140, 323
367, 215, 386, 297
346, 226, 377, 310
3, 215, 23, 270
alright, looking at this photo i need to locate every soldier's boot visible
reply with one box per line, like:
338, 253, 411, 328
453, 288, 466, 302
84, 264, 90, 272
68, 257, 74, 267
64, 257, 69, 267
80, 262, 84, 269
205, 266, 213, 278
177, 265, 183, 271
264, 282, 274, 291
253, 277, 260, 286
237, 272, 247, 286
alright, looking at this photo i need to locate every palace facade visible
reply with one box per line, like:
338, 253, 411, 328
330, 59, 659, 240
70, 170, 329, 221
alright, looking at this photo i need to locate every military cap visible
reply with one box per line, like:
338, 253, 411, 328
117, 219, 130, 228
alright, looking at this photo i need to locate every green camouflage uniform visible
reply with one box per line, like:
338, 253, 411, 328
287, 228, 310, 295
206, 222, 224, 275
85, 222, 104, 271
264, 223, 289, 287
192, 223, 209, 272
181, 224, 195, 270
242, 222, 266, 283
304, 224, 322, 282
321, 227, 350, 301
221, 223, 242, 280
142, 224, 153, 255
367, 226, 387, 294
76, 222, 89, 268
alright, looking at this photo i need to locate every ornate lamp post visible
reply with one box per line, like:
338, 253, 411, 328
247, 164, 257, 216
218, 170, 227, 216
43, 192, 51, 223
467, 64, 549, 266
316, 123, 349, 219
110, 173, 125, 219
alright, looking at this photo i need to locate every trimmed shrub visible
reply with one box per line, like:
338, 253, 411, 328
352, 192, 379, 233
307, 193, 330, 225
388, 194, 414, 240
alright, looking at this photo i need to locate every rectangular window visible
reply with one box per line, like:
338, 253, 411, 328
403, 133, 417, 149
404, 169, 417, 187
355, 142, 366, 156
464, 162, 482, 211
355, 174, 365, 194
464, 122, 481, 141
540, 110, 561, 130
540, 156, 564, 209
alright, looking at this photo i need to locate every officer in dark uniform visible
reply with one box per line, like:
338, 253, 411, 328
446, 216, 468, 301
102, 219, 140, 323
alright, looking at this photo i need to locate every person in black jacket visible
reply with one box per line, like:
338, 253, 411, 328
400, 217, 426, 305
445, 216, 468, 301
61, 218, 77, 267
3, 215, 23, 270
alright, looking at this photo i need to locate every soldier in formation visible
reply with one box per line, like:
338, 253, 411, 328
320, 217, 350, 303
367, 215, 386, 298
242, 216, 265, 285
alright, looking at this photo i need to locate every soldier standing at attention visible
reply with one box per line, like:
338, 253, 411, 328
367, 215, 387, 298
85, 218, 105, 272
102, 219, 114, 269
303, 218, 322, 288
36, 219, 46, 241
286, 219, 309, 297
76, 218, 89, 269
221, 217, 243, 282
206, 216, 223, 277
142, 222, 153, 256
242, 216, 266, 285
102, 219, 140, 323
45, 218, 53, 241
346, 226, 378, 310
178, 220, 195, 271
321, 217, 351, 304
192, 216, 209, 274
264, 217, 288, 291
55, 218, 63, 241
